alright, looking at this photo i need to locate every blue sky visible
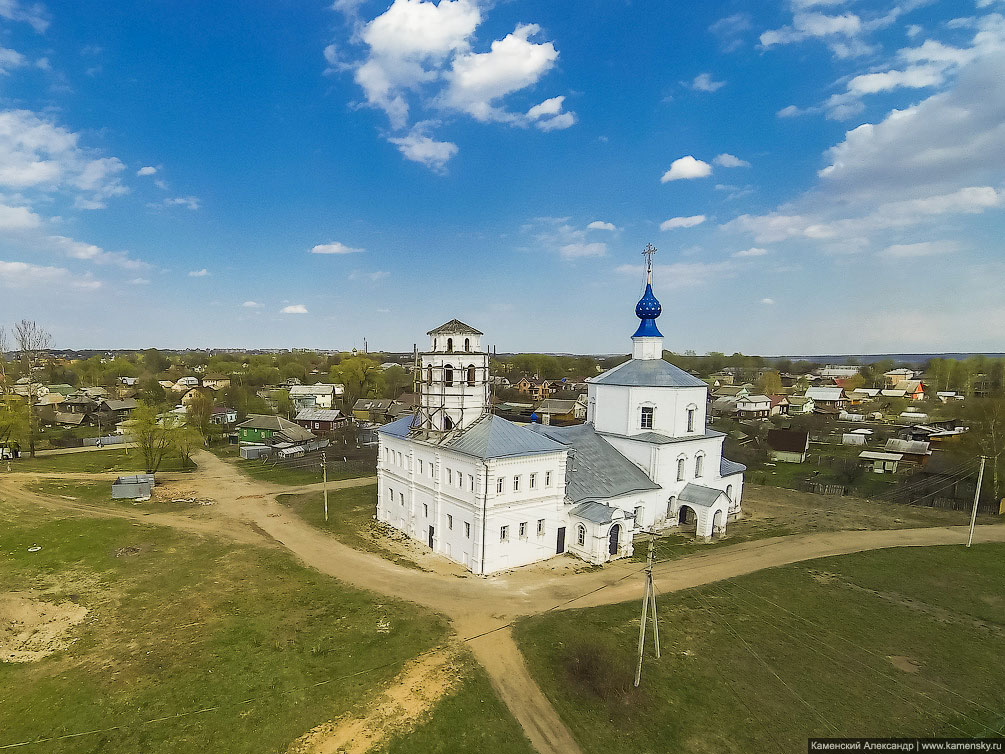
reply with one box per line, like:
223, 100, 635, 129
0, 0, 1002, 355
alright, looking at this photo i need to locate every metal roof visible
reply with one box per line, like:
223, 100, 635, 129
719, 457, 746, 476
295, 408, 343, 422
860, 451, 904, 461
530, 423, 660, 503
884, 438, 931, 454
590, 358, 707, 388
427, 319, 483, 336
569, 501, 618, 524
678, 483, 727, 508
378, 413, 566, 460
806, 387, 845, 400
598, 428, 725, 445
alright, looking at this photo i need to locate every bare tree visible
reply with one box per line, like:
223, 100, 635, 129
14, 320, 51, 457
0, 326, 8, 394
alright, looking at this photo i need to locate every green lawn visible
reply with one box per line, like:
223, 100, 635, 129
25, 479, 196, 513
276, 485, 424, 570
9, 448, 193, 474
381, 659, 535, 754
632, 516, 795, 563
0, 503, 447, 753
516, 544, 1005, 752
231, 457, 374, 487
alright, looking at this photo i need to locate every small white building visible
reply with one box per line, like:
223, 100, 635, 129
376, 252, 745, 575
289, 383, 344, 410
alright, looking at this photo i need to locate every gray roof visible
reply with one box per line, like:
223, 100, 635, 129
590, 358, 707, 389
884, 438, 931, 454
295, 408, 343, 422
101, 399, 137, 411
806, 387, 845, 400
678, 483, 727, 508
569, 501, 617, 524
720, 457, 746, 476
378, 413, 567, 460
535, 399, 580, 413
530, 423, 660, 503
598, 428, 725, 445
427, 319, 483, 336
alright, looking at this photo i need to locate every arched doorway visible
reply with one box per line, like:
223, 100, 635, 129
726, 484, 733, 502
678, 505, 697, 533
666, 495, 676, 520
712, 509, 724, 538
608, 524, 621, 555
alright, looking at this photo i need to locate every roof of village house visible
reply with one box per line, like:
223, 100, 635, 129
101, 398, 137, 412
788, 395, 812, 405
769, 395, 789, 408
860, 451, 904, 461
295, 408, 343, 422
235, 414, 313, 443
569, 501, 620, 524
714, 385, 750, 397
894, 380, 924, 392
805, 387, 845, 401
884, 438, 932, 455
678, 483, 728, 508
426, 319, 483, 336
530, 423, 661, 503
738, 394, 770, 404
535, 399, 580, 414
289, 383, 340, 396
54, 412, 86, 425
765, 429, 809, 453
354, 398, 395, 412
590, 358, 707, 389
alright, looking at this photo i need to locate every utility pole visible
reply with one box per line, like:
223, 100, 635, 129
634, 530, 661, 687
322, 450, 329, 523
967, 455, 987, 548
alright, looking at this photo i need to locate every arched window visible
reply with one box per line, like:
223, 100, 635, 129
726, 484, 733, 502
577, 524, 586, 547
444, 364, 453, 386
467, 364, 476, 386
426, 365, 433, 385
433, 338, 437, 351
444, 415, 454, 430
686, 405, 697, 433
464, 338, 470, 352
446, 337, 453, 353
677, 457, 686, 482
695, 453, 704, 478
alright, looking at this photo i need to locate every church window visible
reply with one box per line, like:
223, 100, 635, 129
447, 469, 452, 485
513, 475, 521, 492
695, 454, 704, 478
457, 473, 463, 488
467, 365, 476, 386
500, 525, 509, 541
577, 524, 586, 547
519, 522, 527, 538
447, 514, 453, 530
537, 519, 545, 535
426, 365, 432, 385
529, 473, 537, 489
444, 415, 454, 430
470, 476, 475, 492
546, 471, 552, 486
446, 337, 453, 353
399, 493, 404, 506
433, 339, 437, 351
465, 522, 471, 538
387, 487, 393, 502
634, 506, 643, 525
423, 503, 428, 518
464, 338, 470, 352
496, 477, 504, 494
687, 407, 695, 433
677, 457, 685, 482
640, 406, 654, 429
726, 484, 733, 502
418, 460, 423, 474
444, 364, 454, 386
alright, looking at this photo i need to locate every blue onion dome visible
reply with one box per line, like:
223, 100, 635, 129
633, 281, 663, 338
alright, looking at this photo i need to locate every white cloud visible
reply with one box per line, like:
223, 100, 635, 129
559, 242, 606, 259
660, 155, 712, 182
188, 268, 210, 277
660, 214, 706, 231
879, 240, 960, 258
0, 46, 26, 73
709, 13, 753, 51
137, 166, 157, 176
349, 269, 390, 281
311, 241, 364, 255
586, 220, 618, 231
527, 218, 610, 261
46, 235, 146, 269
0, 0, 49, 33
128, 277, 150, 285
761, 12, 862, 49
526, 95, 575, 131
733, 247, 769, 257
151, 196, 200, 210
0, 203, 40, 229
388, 125, 459, 172
281, 304, 309, 314
760, 297, 775, 305
713, 153, 750, 168
777, 104, 805, 118
0, 260, 99, 290
616, 261, 735, 289
690, 73, 726, 92
242, 300, 263, 308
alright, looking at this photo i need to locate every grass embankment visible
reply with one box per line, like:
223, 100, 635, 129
516, 544, 1005, 752
209, 444, 375, 487
277, 484, 424, 571
0, 502, 446, 753
9, 448, 192, 474
632, 517, 794, 563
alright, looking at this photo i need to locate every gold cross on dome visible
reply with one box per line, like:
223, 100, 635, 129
642, 243, 657, 281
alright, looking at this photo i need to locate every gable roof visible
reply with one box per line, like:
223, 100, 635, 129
295, 408, 343, 422
590, 358, 707, 388
530, 423, 660, 503
805, 387, 845, 401
535, 399, 580, 414
569, 501, 619, 524
720, 457, 746, 476
678, 483, 727, 508
765, 429, 809, 453
378, 413, 566, 461
427, 319, 483, 336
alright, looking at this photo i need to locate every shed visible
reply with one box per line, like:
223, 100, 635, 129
842, 433, 866, 446
765, 429, 810, 463
240, 444, 273, 460
859, 451, 903, 474
112, 474, 155, 500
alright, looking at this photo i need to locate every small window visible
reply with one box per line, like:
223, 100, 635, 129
537, 519, 545, 535
457, 473, 463, 488
447, 514, 453, 530
464, 337, 470, 352
399, 492, 404, 506
469, 476, 475, 492
418, 459, 423, 474
519, 522, 527, 538
426, 365, 433, 385
695, 455, 704, 478
465, 521, 471, 538
634, 506, 643, 524
529, 473, 537, 489
677, 457, 685, 482
467, 365, 476, 386
444, 364, 454, 387
430, 463, 435, 478
500, 525, 509, 541
545, 471, 552, 486
496, 477, 504, 494
687, 407, 695, 433
447, 469, 453, 485
577, 524, 586, 546
640, 406, 654, 429
513, 476, 521, 492
387, 488, 393, 502
423, 503, 428, 518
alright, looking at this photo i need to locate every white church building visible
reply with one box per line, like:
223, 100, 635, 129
376, 251, 745, 575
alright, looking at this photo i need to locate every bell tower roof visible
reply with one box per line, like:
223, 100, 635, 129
427, 319, 483, 336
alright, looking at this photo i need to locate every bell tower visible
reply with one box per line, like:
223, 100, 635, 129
413, 319, 490, 434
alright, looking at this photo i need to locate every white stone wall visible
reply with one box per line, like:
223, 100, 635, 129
589, 383, 707, 439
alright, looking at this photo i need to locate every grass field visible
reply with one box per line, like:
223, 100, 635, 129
516, 544, 1005, 752
9, 448, 192, 474
24, 479, 199, 514
0, 500, 447, 753
276, 485, 424, 570
632, 517, 795, 563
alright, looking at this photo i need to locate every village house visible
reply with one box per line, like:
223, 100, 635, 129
805, 386, 847, 412
289, 383, 343, 411
533, 396, 588, 425
894, 379, 925, 400
209, 406, 238, 425
515, 377, 554, 402
735, 394, 771, 419
884, 438, 932, 466
294, 408, 348, 435
201, 374, 232, 390
860, 450, 902, 474
765, 429, 810, 463
768, 395, 789, 416
884, 368, 915, 388
236, 414, 316, 444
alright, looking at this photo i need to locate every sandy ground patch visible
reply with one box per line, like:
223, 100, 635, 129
286, 646, 462, 754
888, 656, 922, 673
0, 592, 88, 663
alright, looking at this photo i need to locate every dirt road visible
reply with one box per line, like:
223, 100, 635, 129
5, 449, 1005, 754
